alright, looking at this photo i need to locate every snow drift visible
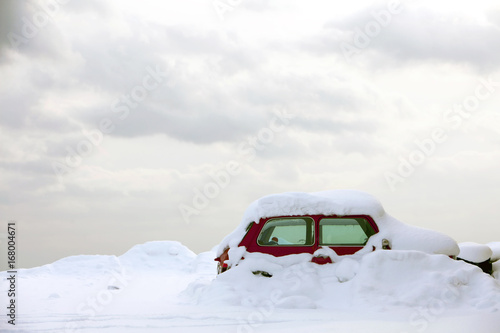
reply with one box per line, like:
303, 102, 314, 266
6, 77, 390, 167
1, 240, 500, 333
193, 250, 500, 312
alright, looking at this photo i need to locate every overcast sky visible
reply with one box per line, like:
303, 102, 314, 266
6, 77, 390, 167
1, 0, 500, 269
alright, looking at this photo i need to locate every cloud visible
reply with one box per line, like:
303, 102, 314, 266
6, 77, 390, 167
107, 106, 267, 144
0, 0, 24, 56
2, 1, 381, 148
311, 4, 500, 70
371, 8, 500, 69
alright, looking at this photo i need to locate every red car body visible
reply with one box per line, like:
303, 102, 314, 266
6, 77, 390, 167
215, 214, 387, 274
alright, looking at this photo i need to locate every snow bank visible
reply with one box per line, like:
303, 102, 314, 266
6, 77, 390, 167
193, 250, 500, 312
217, 190, 459, 257
494, 261, 500, 280
119, 240, 197, 272
2, 240, 500, 333
28, 241, 198, 277
2, 241, 214, 317
458, 242, 493, 263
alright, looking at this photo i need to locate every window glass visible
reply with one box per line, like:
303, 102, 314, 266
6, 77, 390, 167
257, 217, 314, 246
319, 218, 375, 245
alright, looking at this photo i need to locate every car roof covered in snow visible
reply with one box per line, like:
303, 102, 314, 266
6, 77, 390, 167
240, 189, 385, 224
217, 190, 460, 257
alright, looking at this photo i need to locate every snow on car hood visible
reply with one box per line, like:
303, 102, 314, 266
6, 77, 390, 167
217, 190, 459, 257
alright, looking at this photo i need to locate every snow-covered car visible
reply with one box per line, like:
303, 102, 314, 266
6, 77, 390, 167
215, 190, 461, 276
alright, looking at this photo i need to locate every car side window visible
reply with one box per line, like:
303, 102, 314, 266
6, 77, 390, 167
319, 218, 375, 245
257, 217, 314, 246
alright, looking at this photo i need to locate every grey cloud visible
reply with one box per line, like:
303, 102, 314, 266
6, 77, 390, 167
163, 25, 234, 55
69, 34, 167, 94
215, 49, 264, 75
0, 0, 24, 56
0, 91, 76, 133
73, 64, 374, 145
312, 6, 500, 70
0, 169, 56, 207
0, 94, 37, 129
292, 116, 377, 134
96, 105, 267, 144
64, 21, 257, 94
0, 159, 55, 178
371, 9, 500, 69
3, 6, 273, 149
0, 1, 69, 62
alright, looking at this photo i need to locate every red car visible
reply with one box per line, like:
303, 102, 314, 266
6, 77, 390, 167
215, 190, 460, 276
216, 214, 392, 275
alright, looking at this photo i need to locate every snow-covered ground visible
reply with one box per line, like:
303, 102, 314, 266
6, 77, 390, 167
2, 240, 500, 333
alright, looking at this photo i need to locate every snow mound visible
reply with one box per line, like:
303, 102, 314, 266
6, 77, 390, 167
119, 240, 197, 272
24, 254, 124, 278
494, 261, 500, 280
217, 190, 459, 257
2, 241, 500, 332
458, 242, 493, 263
488, 242, 500, 262
193, 251, 500, 312
19, 241, 198, 279
2, 241, 215, 318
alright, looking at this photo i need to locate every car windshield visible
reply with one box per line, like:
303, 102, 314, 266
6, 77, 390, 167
257, 217, 314, 246
319, 217, 375, 245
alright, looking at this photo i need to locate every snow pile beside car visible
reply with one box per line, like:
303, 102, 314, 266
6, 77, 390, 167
487, 242, 500, 261
193, 250, 500, 312
458, 242, 493, 262
9, 241, 215, 317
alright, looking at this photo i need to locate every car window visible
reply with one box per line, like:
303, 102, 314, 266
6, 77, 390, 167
319, 218, 375, 245
257, 217, 314, 246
